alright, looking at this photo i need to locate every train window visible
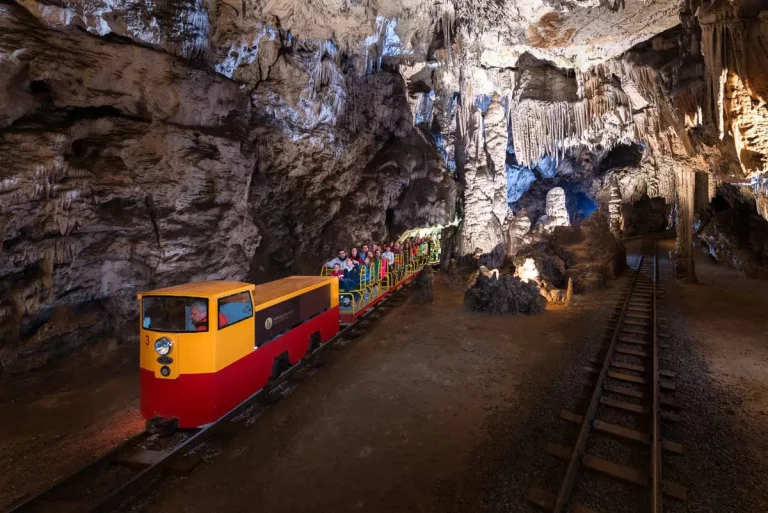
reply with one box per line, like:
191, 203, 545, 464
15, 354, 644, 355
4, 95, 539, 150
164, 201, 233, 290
218, 291, 253, 329
142, 296, 208, 332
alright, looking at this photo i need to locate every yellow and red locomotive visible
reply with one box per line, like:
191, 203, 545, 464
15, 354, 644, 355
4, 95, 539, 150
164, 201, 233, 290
139, 277, 339, 428
139, 246, 437, 428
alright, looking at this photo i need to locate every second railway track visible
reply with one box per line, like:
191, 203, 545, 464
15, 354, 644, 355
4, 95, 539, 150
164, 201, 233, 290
528, 240, 687, 513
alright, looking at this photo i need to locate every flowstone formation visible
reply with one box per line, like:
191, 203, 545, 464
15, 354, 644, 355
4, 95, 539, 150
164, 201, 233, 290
535, 187, 571, 233
2, 0, 768, 367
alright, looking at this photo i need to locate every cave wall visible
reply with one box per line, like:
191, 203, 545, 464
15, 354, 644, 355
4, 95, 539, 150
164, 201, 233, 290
3, 0, 768, 370
0, 3, 458, 370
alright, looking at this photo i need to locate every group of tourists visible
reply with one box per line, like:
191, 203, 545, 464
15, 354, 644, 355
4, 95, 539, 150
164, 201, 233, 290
325, 237, 434, 294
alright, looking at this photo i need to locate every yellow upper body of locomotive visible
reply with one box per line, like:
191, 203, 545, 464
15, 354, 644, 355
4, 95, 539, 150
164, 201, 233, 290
138, 277, 338, 378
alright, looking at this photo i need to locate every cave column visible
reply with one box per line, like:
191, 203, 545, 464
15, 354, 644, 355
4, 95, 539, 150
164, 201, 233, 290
675, 168, 697, 282
456, 98, 507, 267
608, 180, 623, 236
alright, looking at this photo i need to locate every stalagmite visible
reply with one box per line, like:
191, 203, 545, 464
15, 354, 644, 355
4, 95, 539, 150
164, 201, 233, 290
675, 168, 697, 282
457, 98, 507, 267
535, 187, 571, 233
483, 94, 507, 178
608, 180, 623, 235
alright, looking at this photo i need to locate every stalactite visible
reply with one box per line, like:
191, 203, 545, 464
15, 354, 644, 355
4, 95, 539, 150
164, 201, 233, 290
708, 173, 718, 201
441, 3, 455, 63
508, 100, 575, 167
700, 23, 727, 138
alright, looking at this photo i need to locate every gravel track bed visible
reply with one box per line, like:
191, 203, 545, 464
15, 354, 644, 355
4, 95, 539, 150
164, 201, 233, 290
451, 240, 767, 513
444, 274, 632, 513
657, 250, 768, 513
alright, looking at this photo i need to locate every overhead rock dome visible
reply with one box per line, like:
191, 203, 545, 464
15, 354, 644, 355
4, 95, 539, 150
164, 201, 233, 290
1, 0, 768, 368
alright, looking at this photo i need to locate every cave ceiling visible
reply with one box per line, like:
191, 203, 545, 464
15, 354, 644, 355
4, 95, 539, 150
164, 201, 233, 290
16, 0, 684, 70
2, 0, 768, 370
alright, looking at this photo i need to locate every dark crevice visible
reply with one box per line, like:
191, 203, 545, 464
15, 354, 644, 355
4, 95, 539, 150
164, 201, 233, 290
6, 105, 149, 132
29, 80, 50, 95
64, 105, 135, 121
145, 194, 163, 251
598, 143, 643, 172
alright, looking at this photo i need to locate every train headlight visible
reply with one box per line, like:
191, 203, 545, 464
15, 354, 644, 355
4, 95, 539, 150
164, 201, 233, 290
154, 337, 172, 356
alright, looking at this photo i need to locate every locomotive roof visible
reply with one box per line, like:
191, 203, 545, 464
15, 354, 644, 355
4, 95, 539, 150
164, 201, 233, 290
139, 276, 334, 303
139, 280, 252, 298
251, 276, 334, 309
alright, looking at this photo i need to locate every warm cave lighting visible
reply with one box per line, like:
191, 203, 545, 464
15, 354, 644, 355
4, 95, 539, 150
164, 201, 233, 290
518, 258, 539, 283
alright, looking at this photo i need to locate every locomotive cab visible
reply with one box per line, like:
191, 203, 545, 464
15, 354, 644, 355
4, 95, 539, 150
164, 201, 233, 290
138, 277, 340, 428
138, 281, 258, 428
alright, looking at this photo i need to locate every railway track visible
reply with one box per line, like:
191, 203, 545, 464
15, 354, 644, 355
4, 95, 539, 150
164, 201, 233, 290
528, 240, 687, 513
7, 285, 412, 513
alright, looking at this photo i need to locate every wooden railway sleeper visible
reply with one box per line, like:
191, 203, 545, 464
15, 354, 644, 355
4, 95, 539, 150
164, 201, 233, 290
539, 444, 687, 499
559, 410, 683, 454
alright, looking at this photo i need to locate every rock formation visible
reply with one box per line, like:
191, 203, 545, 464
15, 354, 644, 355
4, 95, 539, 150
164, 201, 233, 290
535, 187, 571, 233
413, 266, 435, 303
463, 273, 546, 315
2, 0, 768, 367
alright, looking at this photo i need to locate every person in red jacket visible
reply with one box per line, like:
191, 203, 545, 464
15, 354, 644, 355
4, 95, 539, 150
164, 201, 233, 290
191, 301, 228, 331
349, 247, 364, 264
330, 263, 345, 279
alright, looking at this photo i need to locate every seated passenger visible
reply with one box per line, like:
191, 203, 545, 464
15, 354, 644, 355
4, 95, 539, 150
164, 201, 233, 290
374, 249, 388, 279
361, 244, 370, 257
344, 256, 360, 272
330, 263, 345, 279
363, 256, 373, 283
381, 246, 395, 265
350, 247, 364, 264
341, 258, 361, 291
327, 249, 347, 268
191, 301, 228, 331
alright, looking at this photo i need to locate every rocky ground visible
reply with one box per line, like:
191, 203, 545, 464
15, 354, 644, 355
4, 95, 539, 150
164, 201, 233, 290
672, 243, 768, 477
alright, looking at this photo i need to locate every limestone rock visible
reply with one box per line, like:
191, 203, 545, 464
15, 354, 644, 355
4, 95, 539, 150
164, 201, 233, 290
413, 266, 435, 303
553, 212, 627, 293
457, 103, 507, 267
535, 187, 571, 233
463, 273, 546, 315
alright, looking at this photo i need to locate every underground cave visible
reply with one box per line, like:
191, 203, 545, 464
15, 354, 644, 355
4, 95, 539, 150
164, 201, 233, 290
1, 0, 768, 512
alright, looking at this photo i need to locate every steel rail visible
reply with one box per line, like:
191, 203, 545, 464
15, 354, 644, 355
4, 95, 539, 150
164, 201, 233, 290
552, 252, 646, 512
651, 240, 662, 513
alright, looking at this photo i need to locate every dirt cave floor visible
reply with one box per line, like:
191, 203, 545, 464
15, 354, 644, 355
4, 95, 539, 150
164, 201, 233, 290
0, 344, 144, 510
142, 276, 625, 513
677, 250, 768, 469
2, 246, 767, 513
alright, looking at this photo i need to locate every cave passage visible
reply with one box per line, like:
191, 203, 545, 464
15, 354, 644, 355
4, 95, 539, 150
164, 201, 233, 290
2, 0, 768, 512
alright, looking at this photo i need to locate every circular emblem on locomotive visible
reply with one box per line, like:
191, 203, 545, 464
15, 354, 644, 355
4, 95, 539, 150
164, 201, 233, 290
265, 317, 273, 330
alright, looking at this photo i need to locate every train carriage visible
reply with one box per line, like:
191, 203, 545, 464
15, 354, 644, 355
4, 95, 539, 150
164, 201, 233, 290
139, 277, 339, 428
